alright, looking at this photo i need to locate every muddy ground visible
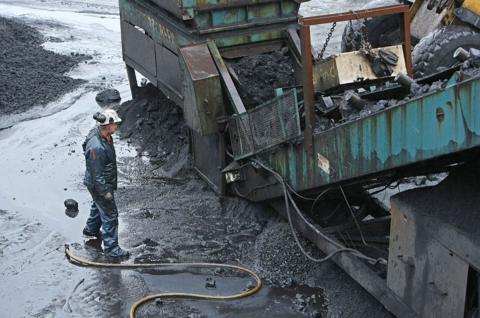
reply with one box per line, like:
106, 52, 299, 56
0, 1, 395, 317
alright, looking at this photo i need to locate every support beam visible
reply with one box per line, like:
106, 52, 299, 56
208, 40, 247, 114
126, 64, 139, 99
270, 200, 418, 318
402, 9, 413, 76
300, 24, 314, 155
299, 4, 410, 26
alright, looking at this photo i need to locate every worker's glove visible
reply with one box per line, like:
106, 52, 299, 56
104, 192, 113, 201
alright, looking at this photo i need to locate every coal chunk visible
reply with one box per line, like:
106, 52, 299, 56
205, 277, 216, 289
64, 198, 79, 218
95, 89, 121, 104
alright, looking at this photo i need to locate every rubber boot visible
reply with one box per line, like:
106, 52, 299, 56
106, 246, 129, 258
83, 228, 101, 240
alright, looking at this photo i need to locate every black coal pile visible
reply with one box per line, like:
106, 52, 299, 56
0, 17, 89, 114
228, 48, 296, 108
117, 84, 189, 177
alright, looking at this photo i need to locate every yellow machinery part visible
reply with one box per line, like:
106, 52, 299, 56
463, 0, 480, 15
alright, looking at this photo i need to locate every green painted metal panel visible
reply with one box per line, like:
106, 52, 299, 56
251, 74, 480, 201
120, 0, 292, 51
146, 0, 303, 32
212, 8, 247, 27
248, 2, 280, 20
213, 30, 284, 47
119, 0, 194, 53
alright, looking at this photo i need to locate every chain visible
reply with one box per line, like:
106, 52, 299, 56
360, 18, 372, 52
318, 22, 337, 60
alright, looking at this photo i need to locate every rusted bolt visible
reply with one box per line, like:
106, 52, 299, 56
436, 108, 445, 122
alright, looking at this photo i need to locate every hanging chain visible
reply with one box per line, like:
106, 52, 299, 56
318, 22, 337, 60
360, 18, 372, 52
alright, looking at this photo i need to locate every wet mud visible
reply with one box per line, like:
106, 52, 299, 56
0, 17, 89, 114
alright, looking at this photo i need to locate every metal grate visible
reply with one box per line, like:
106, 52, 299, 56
229, 89, 301, 159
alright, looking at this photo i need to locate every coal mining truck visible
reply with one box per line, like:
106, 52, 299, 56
120, 1, 480, 317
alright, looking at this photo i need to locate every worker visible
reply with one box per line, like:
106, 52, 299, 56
81, 109, 129, 258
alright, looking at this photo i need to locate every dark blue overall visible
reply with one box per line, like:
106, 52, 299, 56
82, 128, 124, 257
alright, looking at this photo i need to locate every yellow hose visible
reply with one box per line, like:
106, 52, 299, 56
64, 244, 262, 318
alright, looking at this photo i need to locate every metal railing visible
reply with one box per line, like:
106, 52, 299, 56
229, 89, 301, 159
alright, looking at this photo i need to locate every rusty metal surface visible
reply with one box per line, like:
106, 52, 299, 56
147, 0, 303, 33
300, 24, 314, 156
235, 73, 480, 202
191, 130, 225, 195
299, 4, 410, 26
298, 4, 413, 162
181, 43, 224, 135
403, 9, 413, 76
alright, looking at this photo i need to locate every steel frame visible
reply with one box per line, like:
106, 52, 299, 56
299, 4, 412, 155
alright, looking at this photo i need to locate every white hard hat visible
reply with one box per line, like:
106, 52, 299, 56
97, 109, 122, 125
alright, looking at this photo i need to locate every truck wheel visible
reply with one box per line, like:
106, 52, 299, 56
412, 25, 480, 78
341, 15, 403, 52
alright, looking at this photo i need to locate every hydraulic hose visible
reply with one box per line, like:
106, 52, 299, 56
64, 244, 262, 318
250, 159, 387, 265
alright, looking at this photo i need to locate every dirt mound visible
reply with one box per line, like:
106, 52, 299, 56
117, 84, 189, 178
0, 17, 88, 115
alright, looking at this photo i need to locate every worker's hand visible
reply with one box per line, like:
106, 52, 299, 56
104, 192, 113, 201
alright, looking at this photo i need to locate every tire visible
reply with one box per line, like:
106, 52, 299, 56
341, 15, 403, 52
412, 25, 480, 78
